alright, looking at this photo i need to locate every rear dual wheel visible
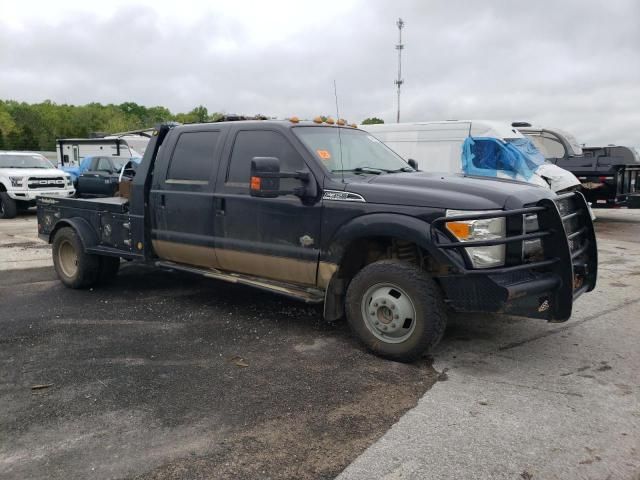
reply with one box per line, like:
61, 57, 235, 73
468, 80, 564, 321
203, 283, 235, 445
52, 227, 120, 288
346, 260, 447, 362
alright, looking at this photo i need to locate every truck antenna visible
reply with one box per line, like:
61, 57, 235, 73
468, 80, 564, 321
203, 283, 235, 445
334, 79, 345, 183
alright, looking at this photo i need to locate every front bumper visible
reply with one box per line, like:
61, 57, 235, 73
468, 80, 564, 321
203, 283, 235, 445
432, 192, 597, 322
8, 188, 75, 201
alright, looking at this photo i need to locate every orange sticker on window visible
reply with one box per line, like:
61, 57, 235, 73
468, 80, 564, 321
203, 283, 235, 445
316, 149, 331, 160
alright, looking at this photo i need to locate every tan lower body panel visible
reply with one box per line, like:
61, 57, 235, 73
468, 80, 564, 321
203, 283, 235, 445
216, 249, 317, 286
152, 240, 220, 269
153, 240, 321, 287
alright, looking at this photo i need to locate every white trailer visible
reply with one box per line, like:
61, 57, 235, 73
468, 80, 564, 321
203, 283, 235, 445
56, 131, 152, 167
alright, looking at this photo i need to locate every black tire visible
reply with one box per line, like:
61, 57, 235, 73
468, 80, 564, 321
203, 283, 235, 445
0, 192, 17, 219
52, 227, 101, 289
98, 256, 121, 284
16, 202, 34, 212
345, 260, 447, 362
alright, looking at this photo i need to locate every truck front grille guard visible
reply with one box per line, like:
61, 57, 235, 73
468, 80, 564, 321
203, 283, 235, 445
430, 205, 552, 275
430, 192, 597, 291
430, 191, 597, 319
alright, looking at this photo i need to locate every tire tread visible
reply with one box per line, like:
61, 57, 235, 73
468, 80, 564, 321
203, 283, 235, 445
345, 260, 447, 362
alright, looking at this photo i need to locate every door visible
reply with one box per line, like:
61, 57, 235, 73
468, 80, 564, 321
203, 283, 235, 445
85, 157, 115, 196
151, 130, 224, 268
77, 157, 105, 195
213, 129, 322, 286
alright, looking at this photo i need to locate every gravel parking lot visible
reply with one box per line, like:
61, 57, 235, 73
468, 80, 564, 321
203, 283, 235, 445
1, 209, 639, 479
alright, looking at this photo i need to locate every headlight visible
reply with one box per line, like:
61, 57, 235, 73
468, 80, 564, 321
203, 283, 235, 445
9, 176, 25, 187
64, 175, 73, 187
445, 210, 506, 268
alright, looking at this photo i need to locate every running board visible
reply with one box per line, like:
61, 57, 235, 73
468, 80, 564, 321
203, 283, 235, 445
155, 261, 324, 304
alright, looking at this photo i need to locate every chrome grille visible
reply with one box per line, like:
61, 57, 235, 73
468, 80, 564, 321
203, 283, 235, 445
28, 177, 66, 189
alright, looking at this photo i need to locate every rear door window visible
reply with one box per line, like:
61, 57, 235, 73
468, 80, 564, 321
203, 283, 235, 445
167, 131, 221, 183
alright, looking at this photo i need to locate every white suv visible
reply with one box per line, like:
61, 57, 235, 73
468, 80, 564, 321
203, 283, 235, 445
0, 151, 75, 219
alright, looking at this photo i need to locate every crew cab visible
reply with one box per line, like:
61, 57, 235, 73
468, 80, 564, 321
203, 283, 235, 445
37, 120, 598, 361
0, 151, 75, 219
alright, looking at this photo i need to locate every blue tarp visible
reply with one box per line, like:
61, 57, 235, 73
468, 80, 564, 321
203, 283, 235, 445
461, 137, 545, 180
60, 157, 93, 183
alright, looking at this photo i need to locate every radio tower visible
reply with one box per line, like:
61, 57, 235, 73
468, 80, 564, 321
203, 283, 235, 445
395, 18, 405, 123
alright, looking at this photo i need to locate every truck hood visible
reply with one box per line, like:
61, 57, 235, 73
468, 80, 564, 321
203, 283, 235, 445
1, 168, 67, 177
343, 172, 556, 210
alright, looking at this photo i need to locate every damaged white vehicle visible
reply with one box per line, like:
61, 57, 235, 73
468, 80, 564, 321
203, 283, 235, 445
361, 120, 580, 193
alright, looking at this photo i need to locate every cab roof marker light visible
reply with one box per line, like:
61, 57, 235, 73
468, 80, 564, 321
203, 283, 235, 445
313, 116, 323, 124
288, 116, 300, 123
325, 117, 335, 125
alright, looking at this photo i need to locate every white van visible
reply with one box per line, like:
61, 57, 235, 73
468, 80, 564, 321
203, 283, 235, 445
360, 120, 580, 193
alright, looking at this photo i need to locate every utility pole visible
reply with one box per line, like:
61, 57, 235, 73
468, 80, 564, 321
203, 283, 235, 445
395, 18, 405, 123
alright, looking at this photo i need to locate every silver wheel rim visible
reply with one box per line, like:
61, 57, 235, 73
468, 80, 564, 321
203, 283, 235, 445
58, 239, 78, 278
360, 283, 417, 344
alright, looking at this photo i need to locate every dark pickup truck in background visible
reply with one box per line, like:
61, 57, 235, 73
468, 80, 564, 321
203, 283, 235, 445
76, 156, 137, 197
515, 124, 640, 208
37, 120, 598, 361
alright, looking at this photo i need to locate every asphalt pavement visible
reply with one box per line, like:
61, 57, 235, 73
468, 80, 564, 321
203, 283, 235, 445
0, 258, 438, 480
1, 209, 639, 480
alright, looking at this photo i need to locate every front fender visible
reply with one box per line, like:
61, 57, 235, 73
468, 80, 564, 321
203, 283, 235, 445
49, 217, 99, 251
322, 213, 449, 266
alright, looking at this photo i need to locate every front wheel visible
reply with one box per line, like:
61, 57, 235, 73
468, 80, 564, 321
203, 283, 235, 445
345, 260, 447, 362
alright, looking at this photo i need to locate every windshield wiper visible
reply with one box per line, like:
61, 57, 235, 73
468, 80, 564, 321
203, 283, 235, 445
333, 167, 389, 175
388, 167, 415, 173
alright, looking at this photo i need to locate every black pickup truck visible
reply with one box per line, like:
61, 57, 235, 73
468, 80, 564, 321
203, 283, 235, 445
37, 120, 598, 361
515, 124, 640, 208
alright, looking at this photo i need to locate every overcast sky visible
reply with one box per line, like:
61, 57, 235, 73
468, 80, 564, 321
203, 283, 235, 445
1, 0, 639, 147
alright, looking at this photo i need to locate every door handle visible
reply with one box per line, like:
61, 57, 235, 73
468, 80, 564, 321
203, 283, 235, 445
214, 197, 225, 215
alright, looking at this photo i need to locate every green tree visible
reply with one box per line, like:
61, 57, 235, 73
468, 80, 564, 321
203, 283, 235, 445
191, 105, 209, 123
0, 99, 230, 150
361, 117, 384, 125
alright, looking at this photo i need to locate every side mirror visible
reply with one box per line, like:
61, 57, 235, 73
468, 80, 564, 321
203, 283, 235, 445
408, 158, 418, 170
250, 157, 311, 198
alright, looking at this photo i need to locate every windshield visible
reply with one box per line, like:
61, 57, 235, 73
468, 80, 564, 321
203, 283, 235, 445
0, 154, 54, 169
293, 127, 413, 173
505, 137, 547, 169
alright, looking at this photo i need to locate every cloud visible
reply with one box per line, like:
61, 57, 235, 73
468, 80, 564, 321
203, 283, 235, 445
1, 0, 638, 147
